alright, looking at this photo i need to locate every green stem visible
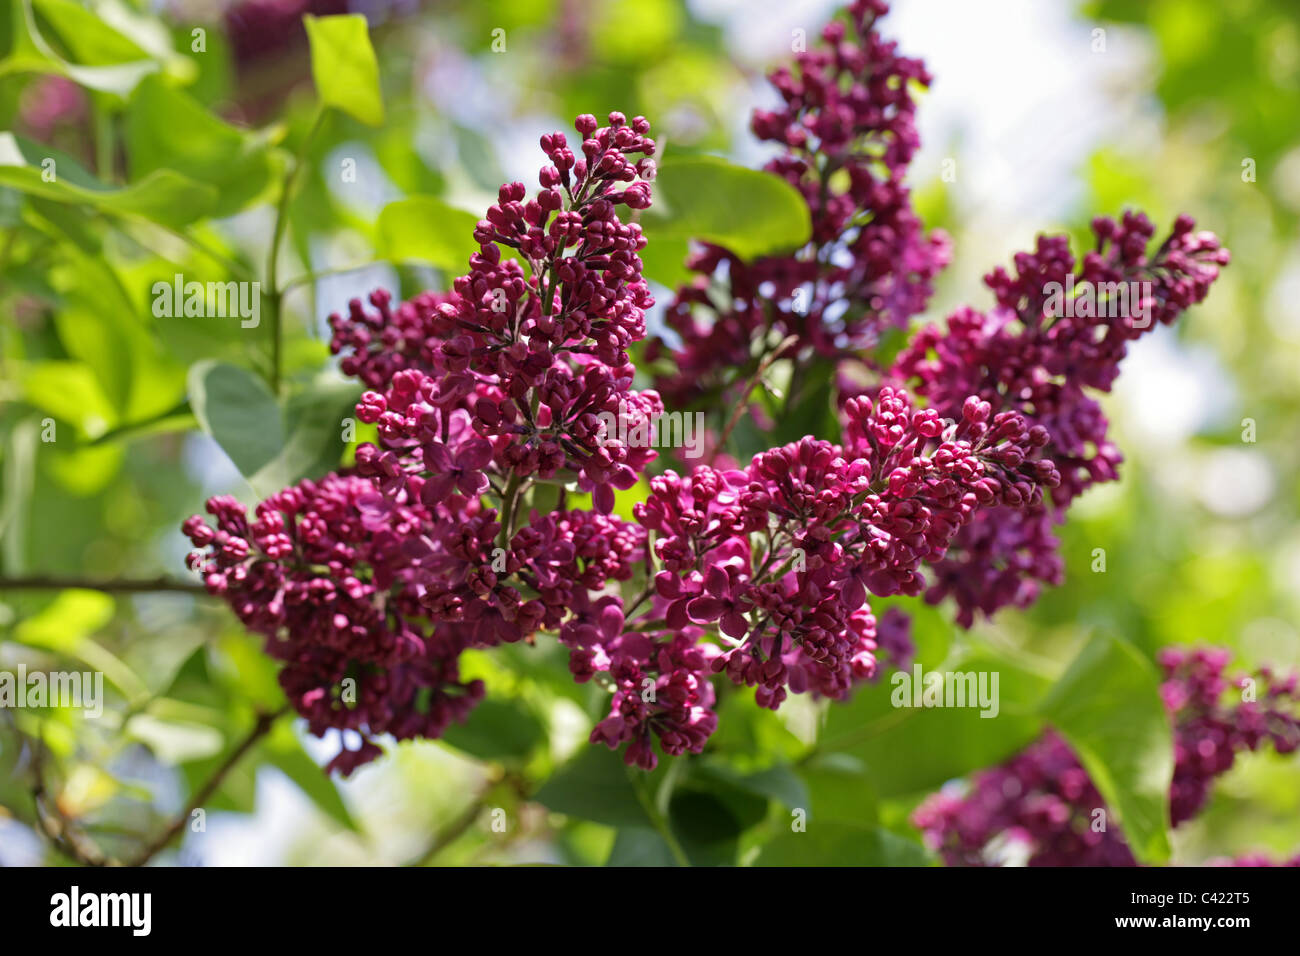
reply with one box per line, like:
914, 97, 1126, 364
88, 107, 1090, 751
94, 109, 114, 181
279, 260, 387, 298
496, 471, 523, 549
630, 770, 690, 867
0, 575, 209, 595
716, 334, 800, 458
266, 108, 328, 394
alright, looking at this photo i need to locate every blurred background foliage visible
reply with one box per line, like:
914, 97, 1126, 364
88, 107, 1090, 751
0, 0, 1296, 865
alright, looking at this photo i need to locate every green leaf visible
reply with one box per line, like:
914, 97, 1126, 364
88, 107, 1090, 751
534, 745, 651, 828
303, 13, 384, 126
707, 686, 806, 760
248, 380, 360, 497
639, 155, 812, 261
32, 0, 149, 65
376, 196, 481, 274
208, 631, 285, 712
666, 788, 746, 866
21, 360, 117, 437
605, 827, 678, 866
441, 698, 545, 762
51, 254, 186, 423
799, 753, 879, 825
0, 0, 158, 95
772, 357, 838, 445
819, 648, 1053, 798
636, 233, 691, 288
126, 713, 225, 764
1039, 634, 1174, 865
187, 360, 284, 482
14, 588, 115, 652
188, 364, 353, 496
757, 822, 935, 866
695, 759, 808, 811
52, 308, 131, 414
125, 75, 283, 218
263, 722, 359, 832
45, 441, 124, 495
0, 132, 216, 227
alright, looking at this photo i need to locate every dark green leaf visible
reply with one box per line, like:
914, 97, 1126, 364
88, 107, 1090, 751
757, 822, 934, 866
605, 827, 677, 866
667, 789, 744, 866
441, 698, 545, 762
1039, 634, 1174, 864
534, 745, 650, 828
820, 648, 1053, 798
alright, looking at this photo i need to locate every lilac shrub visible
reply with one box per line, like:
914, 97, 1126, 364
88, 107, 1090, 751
184, 2, 1229, 776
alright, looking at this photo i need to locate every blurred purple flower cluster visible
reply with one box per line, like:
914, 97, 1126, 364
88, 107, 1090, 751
912, 647, 1300, 866
649, 0, 950, 406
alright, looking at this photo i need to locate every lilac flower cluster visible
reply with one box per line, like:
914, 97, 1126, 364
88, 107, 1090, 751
347, 112, 660, 512
182, 476, 485, 775
184, 3, 1229, 778
912, 648, 1300, 866
649, 0, 1229, 639
891, 215, 1230, 625
189, 113, 666, 771
224, 0, 348, 67
648, 0, 949, 407
327, 290, 454, 389
631, 391, 1057, 721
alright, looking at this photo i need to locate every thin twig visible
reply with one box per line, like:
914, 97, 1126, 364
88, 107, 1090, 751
22, 719, 118, 867
0, 575, 210, 595
127, 706, 289, 867
279, 260, 389, 297
408, 791, 491, 866
267, 107, 328, 393
715, 334, 801, 458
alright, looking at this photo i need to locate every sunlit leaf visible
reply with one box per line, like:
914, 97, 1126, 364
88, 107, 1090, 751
375, 195, 481, 274
304, 13, 384, 126
125, 75, 284, 218
639, 155, 812, 261
0, 132, 216, 227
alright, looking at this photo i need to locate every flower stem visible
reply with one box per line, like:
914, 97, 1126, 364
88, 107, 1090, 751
496, 471, 523, 549
0, 575, 209, 595
128, 706, 289, 866
266, 108, 328, 394
630, 769, 690, 867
